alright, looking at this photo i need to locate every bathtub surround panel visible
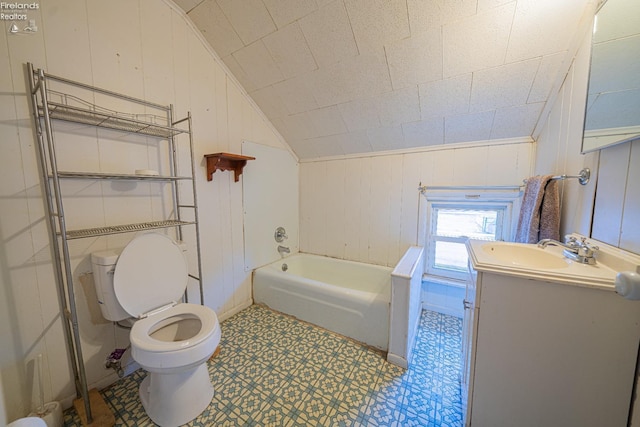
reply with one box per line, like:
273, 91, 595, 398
388, 246, 425, 368
253, 254, 392, 350
241, 141, 299, 271
0, 0, 297, 421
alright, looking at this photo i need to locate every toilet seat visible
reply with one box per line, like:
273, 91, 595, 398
113, 233, 187, 318
131, 303, 219, 353
113, 233, 220, 371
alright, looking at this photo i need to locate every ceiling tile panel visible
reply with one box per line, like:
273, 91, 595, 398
490, 102, 545, 139
337, 97, 382, 132
262, 0, 318, 28
367, 126, 404, 151
217, 0, 276, 45
280, 111, 318, 140
306, 63, 355, 107
307, 134, 346, 157
273, 76, 319, 114
477, 0, 514, 12
263, 22, 318, 79
402, 117, 445, 148
506, 0, 589, 62
469, 58, 539, 113
385, 29, 442, 90
407, 0, 478, 32
185, 0, 592, 159
341, 53, 394, 102
232, 40, 284, 89
298, 1, 359, 68
527, 52, 566, 103
445, 110, 496, 144
286, 138, 318, 158
377, 87, 421, 128
420, 74, 472, 119
249, 85, 290, 119
221, 54, 258, 93
338, 130, 373, 154
307, 105, 349, 137
442, 2, 516, 77
308, 52, 392, 107
344, 0, 410, 54
188, 0, 243, 58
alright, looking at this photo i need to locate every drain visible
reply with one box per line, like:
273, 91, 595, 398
281, 263, 288, 271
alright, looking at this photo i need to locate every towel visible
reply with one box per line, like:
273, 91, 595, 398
515, 175, 560, 243
538, 179, 560, 242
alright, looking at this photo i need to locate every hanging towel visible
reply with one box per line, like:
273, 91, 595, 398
515, 175, 558, 243
538, 179, 560, 242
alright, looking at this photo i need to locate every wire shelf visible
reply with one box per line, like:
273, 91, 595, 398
65, 220, 195, 240
39, 90, 187, 138
54, 171, 192, 181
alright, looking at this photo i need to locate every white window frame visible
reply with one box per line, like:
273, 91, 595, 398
418, 186, 522, 283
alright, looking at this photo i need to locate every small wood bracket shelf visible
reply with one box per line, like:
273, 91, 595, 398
204, 152, 255, 182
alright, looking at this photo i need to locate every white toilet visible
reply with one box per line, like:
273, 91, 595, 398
91, 233, 221, 427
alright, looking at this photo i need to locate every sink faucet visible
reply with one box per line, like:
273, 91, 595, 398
537, 238, 578, 251
277, 245, 290, 256
537, 236, 598, 265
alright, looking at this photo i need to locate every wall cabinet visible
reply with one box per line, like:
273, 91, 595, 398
463, 267, 640, 427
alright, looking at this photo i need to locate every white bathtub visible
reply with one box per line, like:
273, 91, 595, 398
253, 253, 392, 350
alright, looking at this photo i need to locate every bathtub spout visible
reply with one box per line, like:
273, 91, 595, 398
278, 245, 290, 256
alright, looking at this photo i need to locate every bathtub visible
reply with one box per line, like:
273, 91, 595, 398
253, 253, 392, 350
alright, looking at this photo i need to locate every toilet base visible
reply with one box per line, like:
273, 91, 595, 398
139, 363, 213, 427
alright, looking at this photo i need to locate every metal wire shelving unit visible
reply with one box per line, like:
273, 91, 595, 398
26, 63, 204, 423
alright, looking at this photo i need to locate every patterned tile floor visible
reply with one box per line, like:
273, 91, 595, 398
64, 305, 463, 426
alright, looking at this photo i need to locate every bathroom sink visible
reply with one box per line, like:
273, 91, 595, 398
467, 235, 640, 290
481, 242, 569, 269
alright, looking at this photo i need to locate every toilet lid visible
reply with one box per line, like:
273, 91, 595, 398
114, 233, 188, 318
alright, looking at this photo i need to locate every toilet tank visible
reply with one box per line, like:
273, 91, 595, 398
91, 240, 188, 322
91, 250, 129, 322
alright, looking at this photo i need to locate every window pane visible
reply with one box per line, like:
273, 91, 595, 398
435, 208, 499, 240
434, 241, 468, 271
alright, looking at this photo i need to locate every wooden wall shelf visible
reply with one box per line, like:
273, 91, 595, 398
204, 152, 255, 182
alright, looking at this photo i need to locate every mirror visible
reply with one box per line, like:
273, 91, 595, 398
582, 0, 640, 153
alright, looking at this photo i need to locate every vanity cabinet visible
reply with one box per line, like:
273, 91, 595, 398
463, 245, 640, 427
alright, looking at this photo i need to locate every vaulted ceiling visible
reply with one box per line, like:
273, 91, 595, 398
174, 0, 593, 159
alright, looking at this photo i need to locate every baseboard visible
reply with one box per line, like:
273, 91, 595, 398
422, 301, 464, 318
218, 299, 253, 322
386, 353, 408, 369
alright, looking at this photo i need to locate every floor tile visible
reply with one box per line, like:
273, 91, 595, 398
63, 306, 463, 426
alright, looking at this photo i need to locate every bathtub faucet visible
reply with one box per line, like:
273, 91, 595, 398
537, 236, 598, 265
277, 245, 290, 256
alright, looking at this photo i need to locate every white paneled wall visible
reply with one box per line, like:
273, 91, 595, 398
0, 0, 295, 421
592, 138, 640, 254
300, 142, 534, 267
535, 6, 639, 256
534, 20, 599, 239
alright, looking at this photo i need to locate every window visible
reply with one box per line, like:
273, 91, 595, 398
419, 187, 521, 283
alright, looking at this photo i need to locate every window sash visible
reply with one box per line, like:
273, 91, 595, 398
419, 187, 522, 282
427, 206, 506, 279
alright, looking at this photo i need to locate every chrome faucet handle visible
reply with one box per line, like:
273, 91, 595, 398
579, 242, 599, 257
564, 235, 579, 248
275, 227, 288, 242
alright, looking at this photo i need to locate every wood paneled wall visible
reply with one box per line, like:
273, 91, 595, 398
300, 142, 533, 267
0, 0, 295, 419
